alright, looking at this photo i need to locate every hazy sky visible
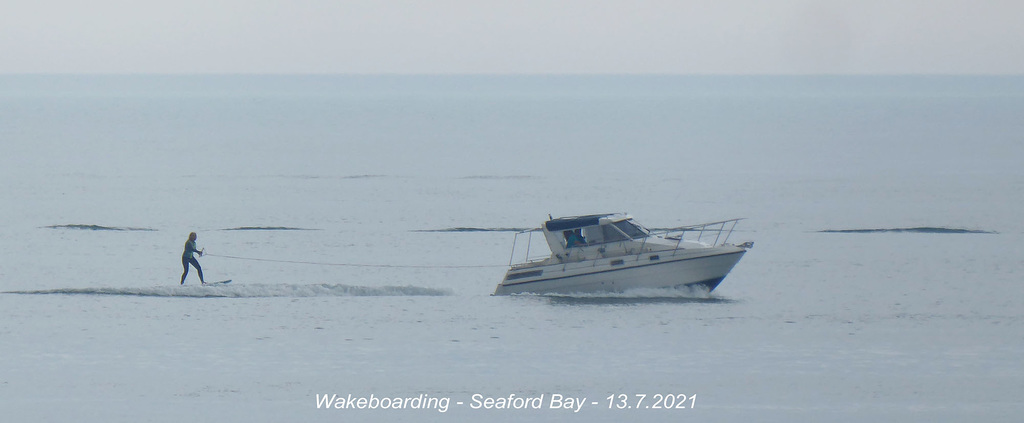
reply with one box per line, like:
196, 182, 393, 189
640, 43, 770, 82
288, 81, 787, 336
2, 0, 1022, 74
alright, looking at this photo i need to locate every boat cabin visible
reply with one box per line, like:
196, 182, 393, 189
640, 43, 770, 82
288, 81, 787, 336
542, 213, 650, 258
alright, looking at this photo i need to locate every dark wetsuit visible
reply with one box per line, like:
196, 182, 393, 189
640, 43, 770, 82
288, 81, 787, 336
180, 240, 204, 284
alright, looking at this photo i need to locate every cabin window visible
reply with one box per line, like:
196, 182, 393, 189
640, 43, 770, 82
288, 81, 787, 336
614, 221, 648, 239
602, 225, 630, 242
575, 221, 650, 244
601, 220, 648, 242
581, 226, 603, 244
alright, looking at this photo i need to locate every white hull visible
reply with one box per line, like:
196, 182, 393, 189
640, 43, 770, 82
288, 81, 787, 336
494, 245, 746, 295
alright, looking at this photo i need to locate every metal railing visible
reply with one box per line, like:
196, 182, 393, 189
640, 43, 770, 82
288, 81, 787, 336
508, 228, 548, 268
656, 218, 745, 249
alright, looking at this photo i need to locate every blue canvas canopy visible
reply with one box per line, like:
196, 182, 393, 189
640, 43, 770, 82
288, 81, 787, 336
544, 214, 614, 232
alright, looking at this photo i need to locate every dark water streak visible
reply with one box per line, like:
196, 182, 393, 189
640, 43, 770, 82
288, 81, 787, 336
819, 227, 996, 234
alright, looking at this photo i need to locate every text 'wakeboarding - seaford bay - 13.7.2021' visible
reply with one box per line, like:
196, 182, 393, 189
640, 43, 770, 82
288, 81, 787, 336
493, 213, 753, 295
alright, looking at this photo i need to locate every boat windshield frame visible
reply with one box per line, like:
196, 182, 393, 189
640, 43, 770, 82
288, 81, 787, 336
573, 219, 649, 246
609, 219, 649, 240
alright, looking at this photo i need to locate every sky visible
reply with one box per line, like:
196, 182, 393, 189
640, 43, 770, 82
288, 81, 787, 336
2, 0, 1022, 74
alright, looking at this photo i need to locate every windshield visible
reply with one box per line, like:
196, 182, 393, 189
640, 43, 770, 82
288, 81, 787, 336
599, 220, 648, 242
615, 220, 648, 239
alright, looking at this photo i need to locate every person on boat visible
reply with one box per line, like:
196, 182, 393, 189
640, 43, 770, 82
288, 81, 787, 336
180, 232, 206, 285
563, 229, 584, 248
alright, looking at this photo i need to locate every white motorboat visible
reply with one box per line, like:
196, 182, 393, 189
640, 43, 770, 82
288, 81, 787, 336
493, 213, 752, 295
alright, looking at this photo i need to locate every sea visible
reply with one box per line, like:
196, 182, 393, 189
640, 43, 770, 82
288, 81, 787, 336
1, 75, 1022, 422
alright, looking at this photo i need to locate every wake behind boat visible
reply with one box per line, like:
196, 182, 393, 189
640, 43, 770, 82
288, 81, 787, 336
494, 213, 753, 295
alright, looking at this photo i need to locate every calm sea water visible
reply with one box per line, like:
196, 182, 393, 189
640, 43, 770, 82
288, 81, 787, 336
1, 75, 1022, 422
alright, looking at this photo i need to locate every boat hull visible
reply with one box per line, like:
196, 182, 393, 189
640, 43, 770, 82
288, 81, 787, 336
494, 247, 746, 295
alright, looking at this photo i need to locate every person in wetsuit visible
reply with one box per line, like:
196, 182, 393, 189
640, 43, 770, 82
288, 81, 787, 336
180, 232, 206, 285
